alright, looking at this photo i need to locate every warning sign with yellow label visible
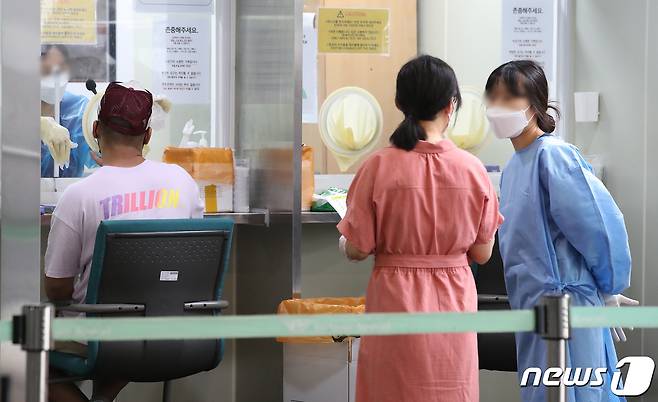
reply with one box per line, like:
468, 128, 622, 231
41, 0, 97, 45
318, 8, 390, 54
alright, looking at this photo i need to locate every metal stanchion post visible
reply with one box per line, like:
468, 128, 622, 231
535, 294, 571, 402
12, 305, 53, 402
1, 376, 9, 402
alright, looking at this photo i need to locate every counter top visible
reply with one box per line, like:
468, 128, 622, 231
204, 212, 269, 225
301, 211, 340, 224
41, 211, 341, 227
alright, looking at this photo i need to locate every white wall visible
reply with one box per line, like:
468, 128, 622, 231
645, 3, 658, 401
572, 1, 655, 400
418, 0, 515, 168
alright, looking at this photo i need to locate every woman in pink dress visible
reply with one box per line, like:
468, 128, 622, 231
337, 55, 503, 402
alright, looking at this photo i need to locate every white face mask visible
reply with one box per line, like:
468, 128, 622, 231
40, 71, 70, 104
486, 106, 533, 139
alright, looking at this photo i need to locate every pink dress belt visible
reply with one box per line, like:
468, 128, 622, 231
375, 253, 469, 268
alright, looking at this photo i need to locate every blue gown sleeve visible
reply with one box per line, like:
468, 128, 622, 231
42, 93, 92, 178
57, 93, 93, 177
539, 143, 631, 294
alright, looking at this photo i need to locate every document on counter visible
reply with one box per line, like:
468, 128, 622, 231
325, 193, 347, 219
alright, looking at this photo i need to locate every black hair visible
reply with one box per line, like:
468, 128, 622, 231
390, 55, 462, 151
485, 60, 559, 133
40, 44, 70, 61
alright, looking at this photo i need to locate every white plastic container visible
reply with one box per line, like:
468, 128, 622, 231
234, 158, 250, 213
284, 339, 359, 402
40, 178, 57, 205
574, 92, 600, 122
199, 182, 233, 213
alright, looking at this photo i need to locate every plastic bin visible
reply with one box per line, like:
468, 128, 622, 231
276, 297, 365, 344
278, 297, 364, 402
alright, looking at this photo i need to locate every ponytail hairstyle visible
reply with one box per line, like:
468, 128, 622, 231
390, 55, 462, 151
485, 60, 560, 133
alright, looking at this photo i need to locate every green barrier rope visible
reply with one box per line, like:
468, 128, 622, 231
51, 310, 535, 341
0, 306, 657, 343
0, 319, 10, 342
572, 306, 658, 329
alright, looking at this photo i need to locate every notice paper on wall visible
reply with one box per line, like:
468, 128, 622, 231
41, 0, 98, 45
318, 8, 390, 55
303, 13, 318, 124
501, 0, 555, 82
152, 16, 211, 104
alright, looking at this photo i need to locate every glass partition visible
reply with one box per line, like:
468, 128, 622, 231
39, 0, 229, 181
0, 2, 42, 402
302, 0, 418, 176
38, 1, 236, 400
303, 0, 560, 175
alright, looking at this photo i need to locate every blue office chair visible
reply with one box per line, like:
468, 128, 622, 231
50, 218, 234, 400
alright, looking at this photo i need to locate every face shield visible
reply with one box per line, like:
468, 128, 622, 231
81, 82, 169, 155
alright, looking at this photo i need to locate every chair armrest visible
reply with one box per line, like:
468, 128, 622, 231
57, 304, 145, 314
184, 300, 229, 311
49, 300, 75, 308
477, 294, 509, 304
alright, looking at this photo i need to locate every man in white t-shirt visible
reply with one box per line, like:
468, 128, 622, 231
45, 82, 203, 402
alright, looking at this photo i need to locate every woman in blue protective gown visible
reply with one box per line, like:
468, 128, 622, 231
484, 60, 635, 402
41, 45, 94, 177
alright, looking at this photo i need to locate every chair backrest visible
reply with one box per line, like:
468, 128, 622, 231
473, 234, 517, 372
85, 218, 234, 382
473, 234, 507, 295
